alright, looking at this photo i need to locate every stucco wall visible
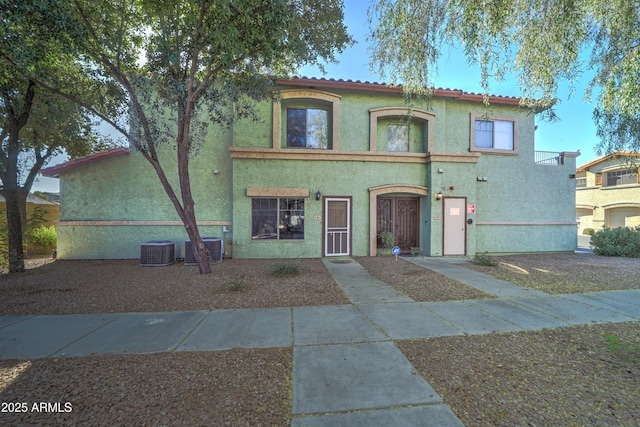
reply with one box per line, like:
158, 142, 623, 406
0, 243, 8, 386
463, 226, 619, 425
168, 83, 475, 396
231, 158, 427, 258
56, 224, 225, 259
56, 124, 234, 259
53, 82, 578, 259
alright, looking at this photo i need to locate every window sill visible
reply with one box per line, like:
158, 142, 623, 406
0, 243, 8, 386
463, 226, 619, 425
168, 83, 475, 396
250, 239, 306, 242
230, 147, 428, 163
470, 147, 518, 156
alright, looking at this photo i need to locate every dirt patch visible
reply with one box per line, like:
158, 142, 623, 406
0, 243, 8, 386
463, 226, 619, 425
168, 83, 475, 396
1, 253, 639, 425
399, 322, 640, 426
0, 258, 349, 315
356, 256, 493, 301
463, 253, 640, 294
0, 348, 291, 427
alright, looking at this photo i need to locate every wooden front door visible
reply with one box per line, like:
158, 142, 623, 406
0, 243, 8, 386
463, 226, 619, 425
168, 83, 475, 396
377, 197, 419, 253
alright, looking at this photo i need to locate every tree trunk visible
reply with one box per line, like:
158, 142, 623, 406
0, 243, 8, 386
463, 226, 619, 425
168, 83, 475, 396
177, 154, 211, 274
1, 79, 35, 272
176, 94, 211, 274
183, 210, 212, 274
4, 189, 25, 272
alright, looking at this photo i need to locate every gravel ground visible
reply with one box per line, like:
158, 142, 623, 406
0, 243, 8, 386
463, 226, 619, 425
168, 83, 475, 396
0, 258, 349, 315
355, 256, 492, 301
1, 254, 639, 426
399, 322, 640, 427
0, 348, 291, 426
463, 252, 640, 294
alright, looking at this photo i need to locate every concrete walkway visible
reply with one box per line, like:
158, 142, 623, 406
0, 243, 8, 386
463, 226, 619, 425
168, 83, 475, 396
1, 257, 639, 426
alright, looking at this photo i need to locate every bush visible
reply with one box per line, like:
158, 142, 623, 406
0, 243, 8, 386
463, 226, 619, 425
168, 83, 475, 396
271, 261, 301, 277
470, 252, 498, 267
379, 231, 395, 250
27, 225, 57, 254
590, 226, 640, 258
583, 228, 595, 236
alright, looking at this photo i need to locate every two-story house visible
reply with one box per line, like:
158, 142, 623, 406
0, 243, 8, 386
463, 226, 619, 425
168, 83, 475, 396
576, 152, 640, 234
42, 77, 580, 260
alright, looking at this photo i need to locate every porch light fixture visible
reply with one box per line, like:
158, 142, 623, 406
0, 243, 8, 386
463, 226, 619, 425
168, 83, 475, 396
435, 192, 443, 201
315, 190, 321, 201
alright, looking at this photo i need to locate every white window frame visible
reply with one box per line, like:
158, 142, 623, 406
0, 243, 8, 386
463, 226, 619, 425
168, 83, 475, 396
470, 113, 518, 155
605, 169, 638, 187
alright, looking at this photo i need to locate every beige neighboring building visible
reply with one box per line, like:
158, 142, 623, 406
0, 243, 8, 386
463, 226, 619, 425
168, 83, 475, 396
576, 152, 640, 234
0, 194, 60, 227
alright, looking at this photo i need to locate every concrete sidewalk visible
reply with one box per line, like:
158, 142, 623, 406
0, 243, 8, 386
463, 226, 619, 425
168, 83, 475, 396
1, 257, 638, 426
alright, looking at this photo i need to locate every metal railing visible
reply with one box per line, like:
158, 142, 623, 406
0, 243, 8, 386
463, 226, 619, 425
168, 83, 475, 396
535, 151, 564, 165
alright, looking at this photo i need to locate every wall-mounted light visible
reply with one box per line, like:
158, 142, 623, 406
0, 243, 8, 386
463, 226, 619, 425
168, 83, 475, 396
315, 190, 321, 201
435, 192, 443, 201
569, 174, 576, 179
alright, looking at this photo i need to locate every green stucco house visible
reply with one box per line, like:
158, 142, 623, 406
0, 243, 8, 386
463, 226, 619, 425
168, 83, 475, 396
42, 77, 580, 260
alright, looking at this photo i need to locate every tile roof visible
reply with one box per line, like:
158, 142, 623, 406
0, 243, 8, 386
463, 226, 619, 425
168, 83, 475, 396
0, 194, 59, 205
41, 147, 130, 177
279, 76, 527, 107
576, 151, 640, 172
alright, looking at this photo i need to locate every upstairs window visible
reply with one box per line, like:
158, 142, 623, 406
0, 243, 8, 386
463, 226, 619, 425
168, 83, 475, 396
286, 108, 329, 149
275, 89, 340, 150
605, 169, 638, 187
369, 107, 434, 153
387, 124, 409, 152
474, 119, 514, 150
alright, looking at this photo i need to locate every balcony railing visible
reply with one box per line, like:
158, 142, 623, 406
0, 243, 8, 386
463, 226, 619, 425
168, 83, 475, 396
535, 151, 564, 165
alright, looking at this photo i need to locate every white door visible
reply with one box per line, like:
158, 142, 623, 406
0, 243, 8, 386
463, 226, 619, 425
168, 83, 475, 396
325, 198, 351, 256
443, 197, 466, 256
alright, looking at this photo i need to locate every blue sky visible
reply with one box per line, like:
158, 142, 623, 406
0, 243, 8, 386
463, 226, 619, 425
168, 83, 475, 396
299, 0, 602, 160
34, 0, 601, 193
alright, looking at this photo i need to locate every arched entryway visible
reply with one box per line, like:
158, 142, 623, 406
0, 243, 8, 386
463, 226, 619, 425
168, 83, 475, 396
369, 184, 428, 255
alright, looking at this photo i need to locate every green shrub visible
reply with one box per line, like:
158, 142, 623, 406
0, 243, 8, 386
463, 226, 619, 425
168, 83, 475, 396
227, 278, 246, 292
583, 228, 595, 236
271, 261, 301, 277
27, 225, 57, 253
470, 252, 498, 267
590, 226, 640, 258
605, 333, 640, 366
379, 231, 395, 250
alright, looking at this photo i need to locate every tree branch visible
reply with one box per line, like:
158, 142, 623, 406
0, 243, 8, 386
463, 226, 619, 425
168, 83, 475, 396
22, 145, 54, 192
1, 52, 130, 138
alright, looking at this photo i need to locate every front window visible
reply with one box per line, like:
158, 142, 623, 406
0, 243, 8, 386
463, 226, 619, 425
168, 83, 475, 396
474, 119, 514, 150
251, 198, 305, 240
286, 108, 329, 149
606, 169, 638, 187
387, 124, 409, 152
576, 178, 587, 188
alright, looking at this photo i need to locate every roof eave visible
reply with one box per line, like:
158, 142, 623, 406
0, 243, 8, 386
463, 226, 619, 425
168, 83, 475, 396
277, 77, 537, 108
41, 147, 130, 178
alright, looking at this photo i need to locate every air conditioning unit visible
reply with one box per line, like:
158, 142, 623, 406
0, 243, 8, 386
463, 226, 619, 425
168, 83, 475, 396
140, 240, 176, 266
184, 237, 223, 265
